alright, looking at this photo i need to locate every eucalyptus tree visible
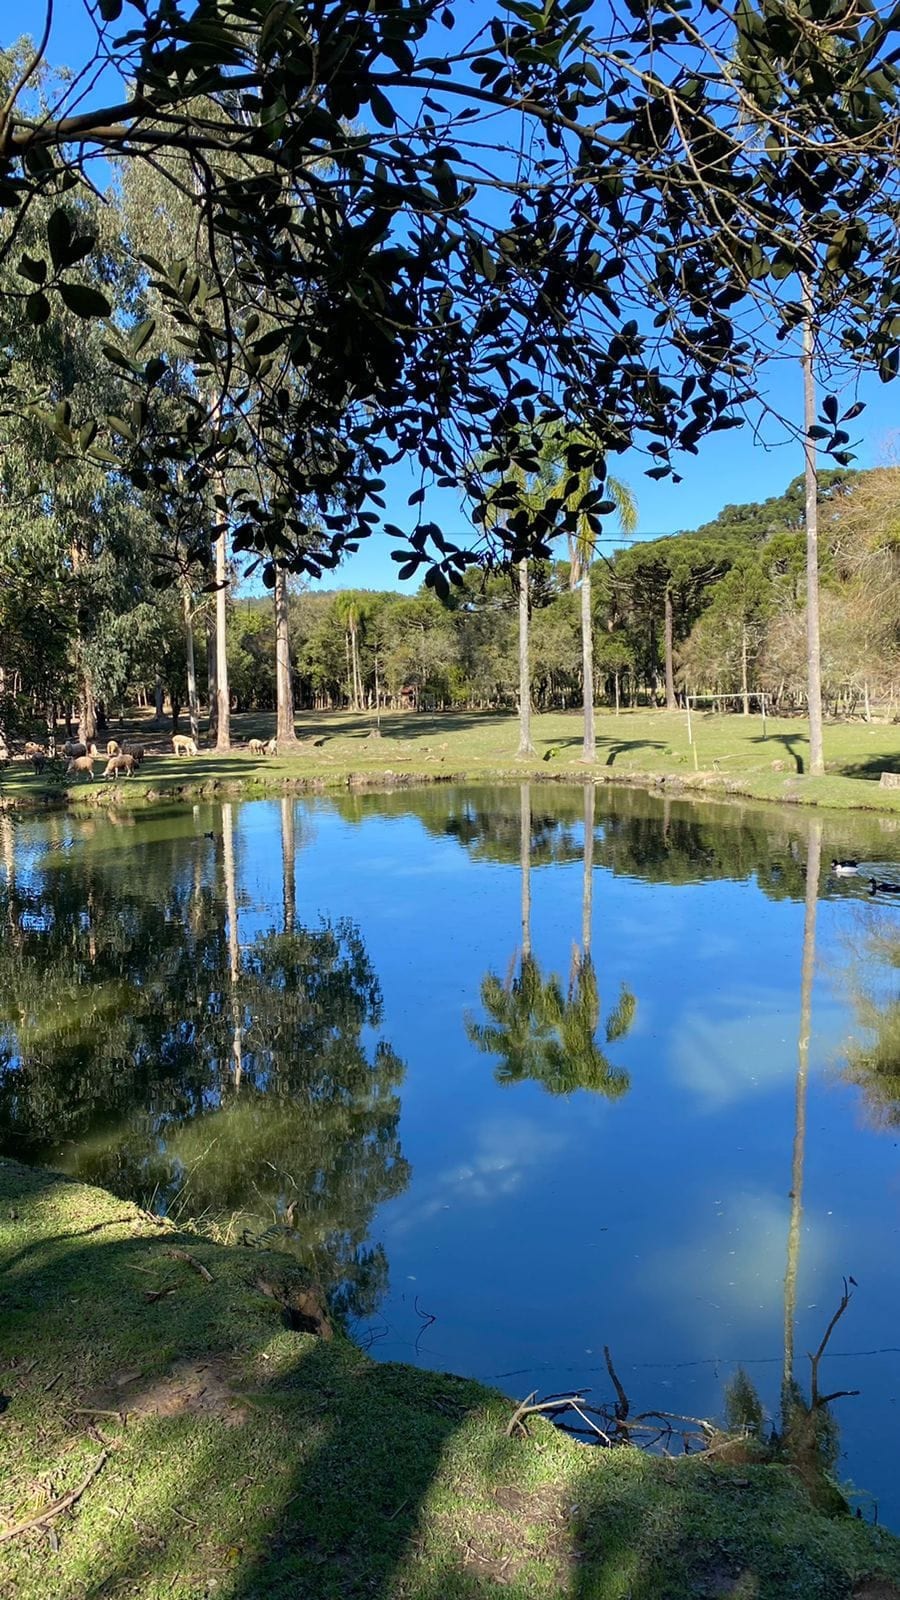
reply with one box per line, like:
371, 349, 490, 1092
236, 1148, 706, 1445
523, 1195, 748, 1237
5, 1, 900, 628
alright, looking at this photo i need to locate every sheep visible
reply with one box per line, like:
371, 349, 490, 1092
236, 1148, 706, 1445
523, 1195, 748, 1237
103, 753, 135, 779
248, 738, 266, 755
66, 755, 96, 781
172, 734, 198, 756
265, 738, 277, 756
63, 740, 98, 759
121, 743, 145, 768
31, 754, 46, 774
106, 739, 121, 757
24, 741, 45, 758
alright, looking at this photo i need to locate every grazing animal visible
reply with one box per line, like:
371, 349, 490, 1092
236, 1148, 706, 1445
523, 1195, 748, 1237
106, 740, 121, 757
103, 753, 135, 779
172, 734, 198, 757
66, 755, 95, 781
870, 879, 900, 896
831, 859, 858, 876
122, 743, 145, 768
31, 754, 46, 774
24, 741, 44, 758
265, 738, 277, 755
248, 738, 266, 755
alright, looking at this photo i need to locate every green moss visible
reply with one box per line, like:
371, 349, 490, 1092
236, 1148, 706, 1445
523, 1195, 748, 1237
2, 1159, 900, 1598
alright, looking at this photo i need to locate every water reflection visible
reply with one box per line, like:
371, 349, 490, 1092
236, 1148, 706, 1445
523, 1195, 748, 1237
0, 804, 409, 1314
3, 782, 900, 1520
467, 782, 636, 1098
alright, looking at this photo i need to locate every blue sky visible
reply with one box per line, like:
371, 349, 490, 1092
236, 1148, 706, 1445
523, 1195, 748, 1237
23, 2, 900, 591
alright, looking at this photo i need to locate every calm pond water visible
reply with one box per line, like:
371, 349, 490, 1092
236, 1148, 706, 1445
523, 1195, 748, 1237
1, 783, 899, 1519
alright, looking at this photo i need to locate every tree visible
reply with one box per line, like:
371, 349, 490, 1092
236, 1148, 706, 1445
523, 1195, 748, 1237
680, 558, 772, 713
6, 2, 900, 605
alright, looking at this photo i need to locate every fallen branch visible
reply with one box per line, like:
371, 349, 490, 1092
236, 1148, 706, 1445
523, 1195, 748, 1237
0, 1451, 108, 1545
505, 1393, 588, 1437
164, 1248, 213, 1283
604, 1346, 629, 1423
809, 1278, 854, 1410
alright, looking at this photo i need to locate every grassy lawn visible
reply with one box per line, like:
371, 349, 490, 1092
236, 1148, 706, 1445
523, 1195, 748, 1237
3, 707, 900, 816
2, 1159, 899, 1600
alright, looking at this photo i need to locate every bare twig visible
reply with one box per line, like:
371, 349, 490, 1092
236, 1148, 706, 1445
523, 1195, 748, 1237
809, 1278, 854, 1409
0, 1451, 108, 1545
604, 1345, 629, 1423
164, 1248, 213, 1283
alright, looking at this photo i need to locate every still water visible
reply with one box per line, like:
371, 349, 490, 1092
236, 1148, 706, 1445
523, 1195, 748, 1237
1, 784, 899, 1517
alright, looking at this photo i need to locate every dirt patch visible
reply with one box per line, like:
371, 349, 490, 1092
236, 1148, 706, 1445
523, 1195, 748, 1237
689, 1561, 759, 1598
853, 1583, 900, 1600
439, 1482, 576, 1587
86, 1357, 249, 1426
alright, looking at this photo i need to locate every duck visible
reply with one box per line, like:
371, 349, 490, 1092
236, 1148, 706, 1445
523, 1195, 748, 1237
869, 879, 900, 895
831, 859, 859, 875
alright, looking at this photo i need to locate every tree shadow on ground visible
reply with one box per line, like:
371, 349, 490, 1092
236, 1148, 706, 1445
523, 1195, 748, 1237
599, 738, 667, 768
4, 1162, 898, 1600
835, 753, 900, 782
752, 732, 806, 774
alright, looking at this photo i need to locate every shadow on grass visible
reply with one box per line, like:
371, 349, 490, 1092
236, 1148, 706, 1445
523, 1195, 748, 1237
753, 732, 806, 774
5, 1162, 896, 1600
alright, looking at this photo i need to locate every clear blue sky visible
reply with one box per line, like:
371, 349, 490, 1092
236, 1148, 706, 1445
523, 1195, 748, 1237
23, 3, 900, 592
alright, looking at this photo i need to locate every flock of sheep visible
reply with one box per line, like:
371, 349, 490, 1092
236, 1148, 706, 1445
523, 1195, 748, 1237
0, 733, 281, 781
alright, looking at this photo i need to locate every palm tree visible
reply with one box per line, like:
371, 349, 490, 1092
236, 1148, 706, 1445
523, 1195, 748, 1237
564, 457, 638, 762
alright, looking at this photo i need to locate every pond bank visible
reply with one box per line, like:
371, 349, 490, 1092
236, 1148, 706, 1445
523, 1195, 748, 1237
3, 1159, 900, 1600
3, 709, 900, 820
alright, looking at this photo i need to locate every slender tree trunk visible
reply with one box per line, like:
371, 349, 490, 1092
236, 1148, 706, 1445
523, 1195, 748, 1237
517, 559, 534, 755
581, 564, 595, 761
214, 499, 231, 752
352, 623, 364, 710
345, 632, 353, 708
222, 801, 242, 1090
274, 565, 297, 746
864, 679, 871, 722
783, 818, 821, 1396
183, 583, 200, 745
664, 587, 677, 710
77, 672, 97, 745
614, 670, 620, 715
741, 624, 750, 716
802, 277, 825, 777
281, 795, 296, 933
582, 781, 594, 960
207, 613, 218, 743
153, 681, 164, 723
520, 780, 531, 957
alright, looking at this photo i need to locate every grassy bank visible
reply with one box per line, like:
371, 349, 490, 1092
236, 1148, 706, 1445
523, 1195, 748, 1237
3, 708, 900, 818
2, 1160, 900, 1600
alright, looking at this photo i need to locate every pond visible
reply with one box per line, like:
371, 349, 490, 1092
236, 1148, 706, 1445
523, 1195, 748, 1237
1, 782, 899, 1522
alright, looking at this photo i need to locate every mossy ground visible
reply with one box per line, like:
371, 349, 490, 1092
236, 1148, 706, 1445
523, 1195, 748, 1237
2, 1160, 900, 1599
3, 707, 900, 819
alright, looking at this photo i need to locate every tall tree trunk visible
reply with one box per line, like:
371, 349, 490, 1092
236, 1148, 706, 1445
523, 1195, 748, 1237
614, 670, 620, 715
182, 583, 200, 744
581, 564, 595, 761
741, 624, 750, 716
222, 801, 242, 1090
206, 613, 218, 742
582, 781, 594, 960
783, 818, 821, 1395
345, 632, 353, 708
517, 559, 534, 755
280, 794, 296, 933
351, 622, 364, 710
663, 586, 677, 710
520, 780, 531, 957
802, 276, 825, 777
153, 681, 164, 723
77, 671, 97, 745
214, 497, 231, 752
274, 565, 297, 746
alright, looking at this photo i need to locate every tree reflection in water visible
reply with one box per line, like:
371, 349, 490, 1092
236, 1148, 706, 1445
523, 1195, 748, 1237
0, 804, 409, 1316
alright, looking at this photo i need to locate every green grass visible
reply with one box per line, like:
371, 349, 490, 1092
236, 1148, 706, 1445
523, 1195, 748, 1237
2, 1159, 900, 1599
3, 707, 900, 817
